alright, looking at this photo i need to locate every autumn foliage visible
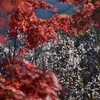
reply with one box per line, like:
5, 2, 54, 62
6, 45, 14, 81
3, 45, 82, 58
0, 0, 100, 48
0, 0, 100, 99
0, 58, 62, 100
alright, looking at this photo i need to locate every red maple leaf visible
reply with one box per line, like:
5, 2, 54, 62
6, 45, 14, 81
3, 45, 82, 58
0, 34, 7, 45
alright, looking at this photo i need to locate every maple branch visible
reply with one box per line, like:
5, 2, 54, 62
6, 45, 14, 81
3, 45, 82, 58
13, 37, 17, 58
8, 40, 11, 59
47, 5, 73, 14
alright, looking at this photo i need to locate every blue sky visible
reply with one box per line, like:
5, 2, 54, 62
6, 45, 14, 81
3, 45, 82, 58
36, 0, 75, 19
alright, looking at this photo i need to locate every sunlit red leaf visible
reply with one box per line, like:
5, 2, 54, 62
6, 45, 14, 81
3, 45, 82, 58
2, 0, 13, 13
0, 34, 7, 45
0, 18, 6, 27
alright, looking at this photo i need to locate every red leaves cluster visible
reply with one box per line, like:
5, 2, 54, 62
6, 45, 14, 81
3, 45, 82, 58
56, 1, 100, 36
0, 0, 54, 13
67, 3, 95, 35
0, 57, 62, 100
59, 0, 87, 6
8, 11, 58, 49
0, 18, 6, 27
92, 1, 100, 28
5, 0, 58, 50
0, 0, 99, 49
0, 34, 7, 45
